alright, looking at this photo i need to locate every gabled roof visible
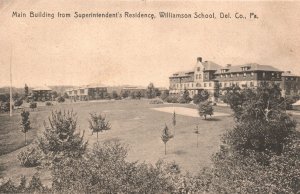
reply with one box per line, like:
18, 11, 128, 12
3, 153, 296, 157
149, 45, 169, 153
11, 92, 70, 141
202, 61, 223, 71
32, 86, 52, 91
215, 63, 282, 74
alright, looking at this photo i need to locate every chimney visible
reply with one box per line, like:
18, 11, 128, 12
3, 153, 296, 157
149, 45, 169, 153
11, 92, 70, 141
226, 64, 231, 68
197, 57, 202, 63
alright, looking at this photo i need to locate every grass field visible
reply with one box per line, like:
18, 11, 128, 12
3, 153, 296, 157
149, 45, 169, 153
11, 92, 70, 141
1, 99, 299, 185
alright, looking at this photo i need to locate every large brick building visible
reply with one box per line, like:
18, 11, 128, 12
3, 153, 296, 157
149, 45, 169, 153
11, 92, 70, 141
169, 57, 300, 101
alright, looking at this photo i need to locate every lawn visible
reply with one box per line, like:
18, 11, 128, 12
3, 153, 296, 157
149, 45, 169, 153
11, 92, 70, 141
0, 99, 236, 184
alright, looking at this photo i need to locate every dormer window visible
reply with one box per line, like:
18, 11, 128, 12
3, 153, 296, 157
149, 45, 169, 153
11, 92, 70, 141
197, 67, 201, 71
221, 69, 229, 73
241, 66, 251, 71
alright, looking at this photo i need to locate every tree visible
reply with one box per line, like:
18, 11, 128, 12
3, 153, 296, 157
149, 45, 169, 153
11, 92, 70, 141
136, 91, 142, 99
198, 101, 213, 120
146, 83, 157, 99
37, 110, 87, 161
29, 102, 37, 111
88, 113, 111, 142
20, 110, 31, 145
121, 90, 129, 99
24, 84, 29, 97
193, 90, 209, 104
194, 125, 199, 148
172, 111, 176, 137
161, 124, 173, 155
112, 91, 119, 99
223, 83, 296, 155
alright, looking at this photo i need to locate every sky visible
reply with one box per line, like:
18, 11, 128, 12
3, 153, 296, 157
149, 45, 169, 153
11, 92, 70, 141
0, 0, 299, 88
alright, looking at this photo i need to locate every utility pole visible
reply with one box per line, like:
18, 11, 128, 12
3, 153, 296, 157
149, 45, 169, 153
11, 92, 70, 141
9, 47, 13, 117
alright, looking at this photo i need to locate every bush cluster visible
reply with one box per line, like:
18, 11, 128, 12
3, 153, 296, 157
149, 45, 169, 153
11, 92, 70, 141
17, 146, 42, 167
0, 175, 49, 193
149, 98, 164, 104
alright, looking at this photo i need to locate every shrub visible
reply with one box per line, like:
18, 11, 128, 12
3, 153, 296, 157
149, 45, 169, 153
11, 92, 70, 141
29, 102, 37, 111
17, 146, 42, 167
14, 98, 23, 107
149, 99, 164, 104
52, 141, 176, 193
165, 96, 179, 103
45, 101, 52, 106
160, 91, 169, 101
285, 97, 296, 110
178, 96, 192, 104
0, 102, 12, 112
57, 96, 65, 103
193, 90, 209, 104
0, 175, 49, 193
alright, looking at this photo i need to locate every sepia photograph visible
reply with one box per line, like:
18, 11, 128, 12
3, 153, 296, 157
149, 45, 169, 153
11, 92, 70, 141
0, 0, 300, 193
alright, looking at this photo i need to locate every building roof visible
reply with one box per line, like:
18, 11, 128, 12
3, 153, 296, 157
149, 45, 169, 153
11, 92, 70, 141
85, 83, 107, 88
122, 86, 147, 90
202, 61, 223, 71
32, 86, 52, 91
282, 71, 300, 77
171, 70, 194, 78
215, 63, 282, 74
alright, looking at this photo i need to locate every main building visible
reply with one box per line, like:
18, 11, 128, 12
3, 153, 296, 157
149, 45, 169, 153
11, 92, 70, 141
169, 57, 300, 102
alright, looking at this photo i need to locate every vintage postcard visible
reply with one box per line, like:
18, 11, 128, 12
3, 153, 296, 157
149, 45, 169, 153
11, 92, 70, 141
0, 1, 299, 193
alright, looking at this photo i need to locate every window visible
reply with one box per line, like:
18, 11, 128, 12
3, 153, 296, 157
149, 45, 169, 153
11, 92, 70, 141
272, 72, 275, 77
225, 74, 228, 78
199, 74, 202, 79
262, 72, 266, 78
197, 67, 201, 71
243, 73, 246, 77
230, 74, 233, 78
204, 83, 207, 87
209, 83, 211, 87
250, 82, 254, 87
219, 83, 222, 87
224, 83, 227, 87
205, 74, 208, 79
221, 74, 223, 78
196, 75, 198, 79
251, 72, 254, 76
